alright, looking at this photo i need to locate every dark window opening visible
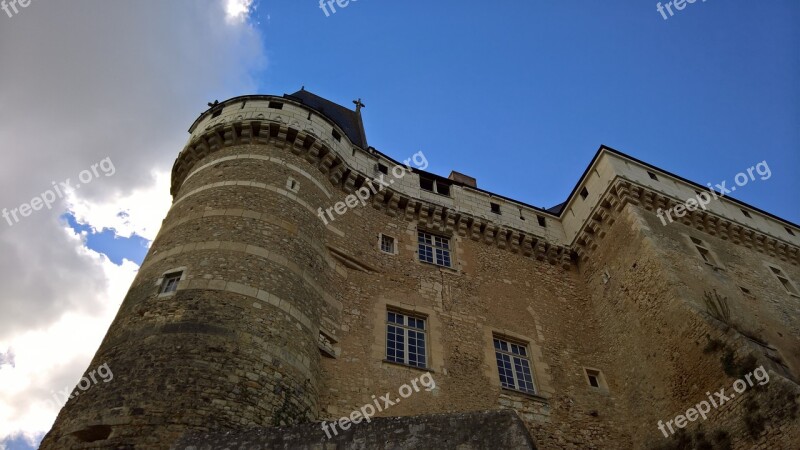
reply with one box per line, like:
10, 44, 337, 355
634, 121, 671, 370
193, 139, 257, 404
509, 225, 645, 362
741, 209, 752, 218
419, 177, 451, 197
268, 101, 284, 109
588, 374, 599, 388
378, 163, 389, 175
786, 227, 796, 236
537, 215, 546, 227
647, 171, 658, 181
580, 187, 589, 200
72, 425, 112, 443
211, 108, 222, 118
420, 177, 435, 192
490, 203, 501, 214
332, 129, 342, 142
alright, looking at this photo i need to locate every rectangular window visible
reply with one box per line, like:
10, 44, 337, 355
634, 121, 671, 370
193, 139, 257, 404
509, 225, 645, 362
419, 177, 435, 192
386, 310, 427, 368
584, 368, 606, 390
418, 231, 452, 267
377, 163, 389, 175
380, 234, 395, 254
331, 129, 342, 142
494, 337, 535, 394
268, 101, 284, 109
490, 202, 501, 214
537, 215, 546, 227
770, 266, 799, 295
160, 272, 182, 294
419, 176, 451, 197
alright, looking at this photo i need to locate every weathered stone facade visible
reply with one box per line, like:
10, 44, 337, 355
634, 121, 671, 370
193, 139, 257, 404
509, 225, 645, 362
41, 90, 799, 449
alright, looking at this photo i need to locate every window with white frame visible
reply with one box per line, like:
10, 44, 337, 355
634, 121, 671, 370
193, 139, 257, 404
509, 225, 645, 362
380, 234, 396, 254
160, 272, 182, 294
769, 266, 799, 295
418, 230, 451, 267
386, 310, 427, 368
494, 337, 535, 394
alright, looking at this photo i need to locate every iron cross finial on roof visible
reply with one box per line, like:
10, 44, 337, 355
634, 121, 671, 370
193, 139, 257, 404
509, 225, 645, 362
353, 98, 365, 113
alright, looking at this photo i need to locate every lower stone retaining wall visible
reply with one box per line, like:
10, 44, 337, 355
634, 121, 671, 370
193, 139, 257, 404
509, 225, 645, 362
173, 409, 536, 449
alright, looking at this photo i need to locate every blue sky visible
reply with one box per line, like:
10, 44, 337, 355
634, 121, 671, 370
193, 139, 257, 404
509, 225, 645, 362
70, 0, 799, 267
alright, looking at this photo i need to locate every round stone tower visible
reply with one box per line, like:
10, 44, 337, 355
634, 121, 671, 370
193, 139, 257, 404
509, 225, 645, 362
41, 91, 358, 448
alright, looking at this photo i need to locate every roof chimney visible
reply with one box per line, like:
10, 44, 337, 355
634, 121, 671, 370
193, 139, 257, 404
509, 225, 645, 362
448, 171, 477, 188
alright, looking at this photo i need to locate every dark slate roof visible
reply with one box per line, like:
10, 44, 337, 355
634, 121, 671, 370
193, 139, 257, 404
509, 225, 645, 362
546, 201, 567, 215
284, 89, 368, 148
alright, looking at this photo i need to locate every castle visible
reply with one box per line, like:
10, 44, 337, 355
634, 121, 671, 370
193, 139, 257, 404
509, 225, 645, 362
41, 90, 800, 449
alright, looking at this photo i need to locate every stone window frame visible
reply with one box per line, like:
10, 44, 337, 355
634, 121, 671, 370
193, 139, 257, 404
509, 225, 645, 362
483, 327, 551, 402
416, 229, 454, 269
378, 233, 398, 255
684, 234, 724, 270
583, 367, 609, 393
318, 328, 340, 359
286, 177, 300, 193
385, 308, 429, 369
156, 267, 187, 297
764, 262, 800, 297
493, 335, 536, 395
372, 299, 441, 373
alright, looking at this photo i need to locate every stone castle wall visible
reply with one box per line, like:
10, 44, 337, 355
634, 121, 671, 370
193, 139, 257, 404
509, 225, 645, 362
41, 94, 800, 449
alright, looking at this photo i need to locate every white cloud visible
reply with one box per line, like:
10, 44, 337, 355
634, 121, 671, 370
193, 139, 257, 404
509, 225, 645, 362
0, 226, 138, 445
0, 0, 267, 444
66, 169, 172, 242
225, 0, 255, 24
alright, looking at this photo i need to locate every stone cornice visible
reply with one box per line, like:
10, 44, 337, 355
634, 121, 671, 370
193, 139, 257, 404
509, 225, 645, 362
573, 179, 800, 267
172, 119, 574, 270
